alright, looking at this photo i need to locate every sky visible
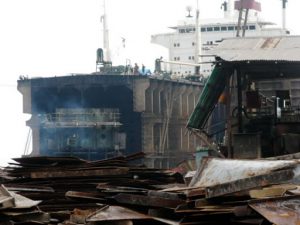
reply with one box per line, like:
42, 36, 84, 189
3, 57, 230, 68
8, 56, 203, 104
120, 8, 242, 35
0, 0, 299, 166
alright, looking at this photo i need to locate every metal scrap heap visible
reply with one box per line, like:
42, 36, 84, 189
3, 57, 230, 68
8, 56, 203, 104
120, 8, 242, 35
1, 155, 300, 225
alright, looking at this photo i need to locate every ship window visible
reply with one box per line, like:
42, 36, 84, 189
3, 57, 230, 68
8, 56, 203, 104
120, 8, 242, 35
214, 27, 220, 31
174, 43, 176, 47
177, 57, 180, 61
186, 28, 194, 33
192, 56, 194, 60
174, 57, 177, 61
179, 29, 185, 33
201, 27, 206, 32
177, 43, 180, 47
207, 27, 213, 32
228, 26, 234, 31
188, 56, 191, 60
192, 42, 195, 46
221, 26, 227, 31
249, 25, 256, 30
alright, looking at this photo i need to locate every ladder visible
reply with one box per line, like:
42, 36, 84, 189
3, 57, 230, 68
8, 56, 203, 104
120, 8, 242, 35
236, 0, 249, 37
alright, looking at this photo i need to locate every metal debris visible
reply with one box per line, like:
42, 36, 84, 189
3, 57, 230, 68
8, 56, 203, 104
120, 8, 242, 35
250, 196, 300, 225
205, 169, 294, 198
1, 155, 300, 225
0, 185, 14, 209
189, 157, 298, 188
86, 205, 151, 222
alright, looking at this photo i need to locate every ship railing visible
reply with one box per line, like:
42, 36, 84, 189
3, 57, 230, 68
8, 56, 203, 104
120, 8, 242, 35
43, 112, 120, 123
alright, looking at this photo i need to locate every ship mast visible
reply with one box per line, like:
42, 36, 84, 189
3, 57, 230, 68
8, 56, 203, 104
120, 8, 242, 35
102, 0, 111, 63
282, 0, 288, 30
194, 0, 201, 75
222, 0, 233, 18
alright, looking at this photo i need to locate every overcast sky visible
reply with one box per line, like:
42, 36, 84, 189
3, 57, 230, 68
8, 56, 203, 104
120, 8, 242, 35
0, 0, 299, 166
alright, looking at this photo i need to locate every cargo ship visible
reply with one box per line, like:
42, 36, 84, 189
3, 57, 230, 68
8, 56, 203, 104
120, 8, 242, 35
17, 0, 297, 168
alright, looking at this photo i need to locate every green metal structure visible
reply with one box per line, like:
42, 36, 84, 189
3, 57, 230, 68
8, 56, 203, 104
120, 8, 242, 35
187, 64, 233, 130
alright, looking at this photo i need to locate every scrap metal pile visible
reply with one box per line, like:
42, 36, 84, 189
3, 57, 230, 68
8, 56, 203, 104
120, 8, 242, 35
1, 154, 300, 225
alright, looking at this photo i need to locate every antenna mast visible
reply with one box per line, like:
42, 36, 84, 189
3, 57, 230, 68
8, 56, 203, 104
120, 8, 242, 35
195, 0, 201, 75
102, 0, 111, 63
282, 0, 288, 30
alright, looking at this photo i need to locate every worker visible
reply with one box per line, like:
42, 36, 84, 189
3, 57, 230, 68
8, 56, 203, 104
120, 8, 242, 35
133, 63, 139, 75
141, 64, 145, 75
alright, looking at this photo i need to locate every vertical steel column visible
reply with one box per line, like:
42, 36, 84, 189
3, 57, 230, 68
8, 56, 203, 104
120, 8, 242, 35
237, 68, 243, 133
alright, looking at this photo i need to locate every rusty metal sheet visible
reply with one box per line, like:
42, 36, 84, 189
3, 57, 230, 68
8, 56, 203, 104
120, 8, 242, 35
30, 167, 129, 178
10, 191, 42, 208
86, 205, 151, 222
0, 185, 14, 209
249, 187, 286, 199
148, 190, 183, 201
205, 169, 294, 198
12, 156, 86, 165
65, 191, 105, 201
179, 211, 233, 225
287, 186, 300, 195
189, 157, 298, 188
152, 217, 180, 225
148, 207, 181, 222
97, 185, 148, 194
70, 208, 100, 224
187, 187, 206, 198
230, 218, 265, 225
6, 185, 54, 193
3, 211, 50, 224
0, 169, 14, 181
113, 193, 184, 208
249, 196, 300, 225
2, 208, 42, 216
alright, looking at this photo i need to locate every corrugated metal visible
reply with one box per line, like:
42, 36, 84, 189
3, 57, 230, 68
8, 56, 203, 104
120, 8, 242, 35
210, 36, 300, 62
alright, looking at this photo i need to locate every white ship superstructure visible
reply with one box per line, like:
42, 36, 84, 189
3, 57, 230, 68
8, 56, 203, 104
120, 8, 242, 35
151, 0, 289, 78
